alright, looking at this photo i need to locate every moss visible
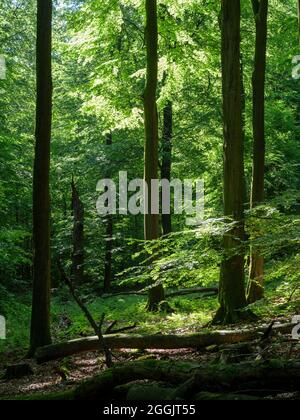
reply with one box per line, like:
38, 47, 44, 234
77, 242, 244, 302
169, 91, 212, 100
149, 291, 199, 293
73, 370, 115, 400
135, 354, 157, 362
0, 389, 75, 400
195, 392, 261, 401
126, 382, 174, 400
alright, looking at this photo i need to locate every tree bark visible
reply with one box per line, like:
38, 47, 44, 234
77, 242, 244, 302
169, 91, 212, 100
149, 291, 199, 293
298, 0, 300, 45
71, 179, 84, 284
35, 322, 294, 363
29, 0, 53, 355
215, 0, 247, 324
103, 133, 114, 293
247, 0, 269, 304
103, 214, 113, 293
161, 100, 173, 236
144, 0, 165, 311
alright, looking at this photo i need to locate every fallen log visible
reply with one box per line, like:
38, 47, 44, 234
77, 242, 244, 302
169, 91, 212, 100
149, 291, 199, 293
6, 359, 300, 400
102, 287, 218, 299
35, 322, 295, 363
71, 359, 300, 400
166, 287, 218, 298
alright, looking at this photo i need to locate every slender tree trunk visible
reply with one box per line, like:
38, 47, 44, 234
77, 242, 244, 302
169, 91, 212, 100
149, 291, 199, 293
144, 0, 165, 311
247, 0, 269, 304
29, 0, 52, 354
161, 100, 173, 236
240, 57, 249, 206
71, 179, 84, 284
296, 2, 300, 142
297, 0, 300, 44
103, 214, 113, 292
295, 2, 300, 142
214, 0, 247, 324
103, 133, 113, 293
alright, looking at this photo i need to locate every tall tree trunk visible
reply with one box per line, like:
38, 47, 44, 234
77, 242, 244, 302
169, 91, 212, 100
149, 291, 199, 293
103, 214, 113, 292
298, 0, 300, 44
103, 133, 113, 293
247, 0, 269, 304
29, 0, 52, 354
161, 100, 173, 236
295, 2, 300, 143
144, 0, 165, 311
214, 0, 247, 324
71, 179, 84, 284
240, 56, 249, 207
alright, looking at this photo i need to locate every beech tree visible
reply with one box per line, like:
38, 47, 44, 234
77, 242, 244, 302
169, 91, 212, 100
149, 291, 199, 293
71, 179, 85, 284
103, 133, 114, 293
247, 0, 269, 303
1, 1, 300, 391
144, 0, 165, 311
29, 0, 53, 353
298, 0, 300, 43
161, 100, 173, 236
214, 0, 247, 324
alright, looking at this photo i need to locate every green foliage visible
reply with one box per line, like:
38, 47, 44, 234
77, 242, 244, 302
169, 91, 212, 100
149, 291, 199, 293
0, 0, 300, 355
0, 285, 31, 355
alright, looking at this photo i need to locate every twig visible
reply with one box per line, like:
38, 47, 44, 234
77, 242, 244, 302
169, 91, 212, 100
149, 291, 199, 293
288, 284, 300, 302
105, 320, 118, 334
260, 321, 275, 342
105, 320, 137, 335
108, 324, 138, 334
58, 259, 113, 368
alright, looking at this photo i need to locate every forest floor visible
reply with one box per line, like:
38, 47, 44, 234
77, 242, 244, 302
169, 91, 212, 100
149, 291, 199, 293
0, 320, 299, 399
0, 277, 300, 399
0, 320, 300, 399
2, 274, 300, 354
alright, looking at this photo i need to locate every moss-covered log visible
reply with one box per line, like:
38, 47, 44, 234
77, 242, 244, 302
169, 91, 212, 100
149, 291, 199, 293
5, 359, 300, 400
36, 322, 294, 363
73, 359, 300, 400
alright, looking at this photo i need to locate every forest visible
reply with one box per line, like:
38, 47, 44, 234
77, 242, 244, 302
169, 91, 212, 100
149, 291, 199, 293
0, 0, 300, 404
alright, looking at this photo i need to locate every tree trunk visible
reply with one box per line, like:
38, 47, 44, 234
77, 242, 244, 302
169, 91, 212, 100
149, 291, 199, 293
29, 0, 52, 355
35, 322, 294, 363
161, 100, 173, 236
247, 0, 269, 304
214, 0, 247, 324
298, 0, 300, 45
103, 133, 113, 293
71, 179, 84, 284
240, 56, 249, 206
103, 214, 113, 293
144, 0, 165, 311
